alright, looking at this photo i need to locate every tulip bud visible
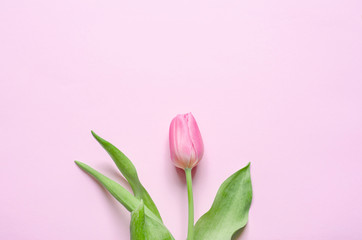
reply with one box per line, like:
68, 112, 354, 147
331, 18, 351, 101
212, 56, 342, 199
169, 113, 204, 169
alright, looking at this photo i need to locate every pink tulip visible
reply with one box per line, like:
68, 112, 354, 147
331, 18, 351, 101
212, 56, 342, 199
169, 113, 204, 169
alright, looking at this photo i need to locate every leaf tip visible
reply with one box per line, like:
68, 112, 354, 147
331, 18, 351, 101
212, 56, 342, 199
91, 130, 97, 138
74, 160, 85, 169
91, 130, 105, 145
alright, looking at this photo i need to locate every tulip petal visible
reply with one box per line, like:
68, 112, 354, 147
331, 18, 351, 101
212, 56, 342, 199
175, 115, 194, 166
169, 113, 204, 169
186, 113, 204, 168
169, 118, 180, 168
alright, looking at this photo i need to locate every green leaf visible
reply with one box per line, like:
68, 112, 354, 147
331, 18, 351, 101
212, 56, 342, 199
131, 201, 175, 240
75, 161, 153, 217
91, 131, 162, 221
142, 215, 175, 240
194, 163, 252, 240
75, 161, 175, 240
131, 200, 146, 240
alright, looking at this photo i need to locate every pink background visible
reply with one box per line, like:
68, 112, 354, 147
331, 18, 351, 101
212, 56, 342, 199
1, 0, 362, 239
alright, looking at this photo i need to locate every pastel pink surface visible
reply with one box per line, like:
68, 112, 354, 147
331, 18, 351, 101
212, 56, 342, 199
1, 0, 362, 239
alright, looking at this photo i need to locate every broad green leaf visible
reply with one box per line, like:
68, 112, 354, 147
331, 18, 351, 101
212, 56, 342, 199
142, 215, 175, 240
75, 161, 175, 240
131, 200, 146, 240
194, 163, 252, 240
91, 131, 162, 221
131, 201, 175, 240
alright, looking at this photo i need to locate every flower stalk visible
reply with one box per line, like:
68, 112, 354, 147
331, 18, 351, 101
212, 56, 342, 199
185, 168, 194, 240
169, 112, 203, 240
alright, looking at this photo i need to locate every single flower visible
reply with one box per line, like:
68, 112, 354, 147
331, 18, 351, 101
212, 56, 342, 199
169, 112, 204, 240
169, 113, 204, 169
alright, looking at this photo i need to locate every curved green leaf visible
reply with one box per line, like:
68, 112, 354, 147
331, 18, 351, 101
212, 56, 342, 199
131, 203, 175, 240
91, 131, 162, 221
75, 161, 154, 218
75, 161, 175, 240
194, 163, 252, 240
131, 200, 146, 240
75, 160, 139, 213
142, 215, 175, 240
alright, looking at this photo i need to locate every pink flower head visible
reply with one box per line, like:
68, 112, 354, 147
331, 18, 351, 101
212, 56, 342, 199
169, 113, 204, 169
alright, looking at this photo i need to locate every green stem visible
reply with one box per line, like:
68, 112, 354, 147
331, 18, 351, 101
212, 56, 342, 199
185, 168, 194, 240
